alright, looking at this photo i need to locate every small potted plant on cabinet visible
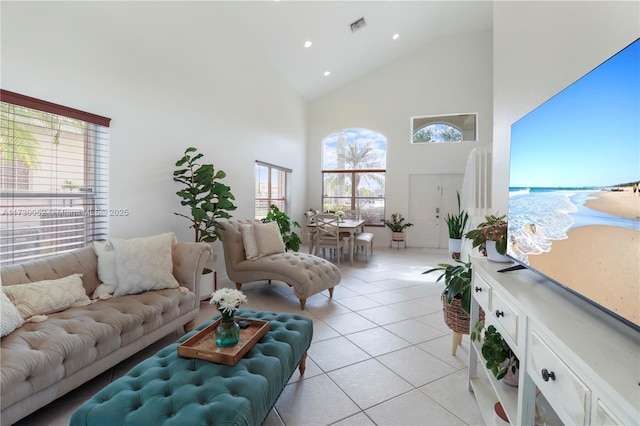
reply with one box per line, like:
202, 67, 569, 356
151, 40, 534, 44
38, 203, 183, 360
444, 191, 469, 260
471, 322, 519, 386
464, 214, 510, 262
423, 258, 484, 355
384, 213, 413, 248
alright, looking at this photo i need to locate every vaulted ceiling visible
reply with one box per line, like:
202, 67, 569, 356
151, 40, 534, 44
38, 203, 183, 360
219, 1, 493, 100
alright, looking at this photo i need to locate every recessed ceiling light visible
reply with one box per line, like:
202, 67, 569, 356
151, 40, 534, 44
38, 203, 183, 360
392, 34, 400, 40
323, 71, 331, 77
304, 41, 312, 48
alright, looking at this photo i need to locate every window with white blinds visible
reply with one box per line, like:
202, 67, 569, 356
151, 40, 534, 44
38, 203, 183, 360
255, 161, 292, 219
0, 90, 111, 265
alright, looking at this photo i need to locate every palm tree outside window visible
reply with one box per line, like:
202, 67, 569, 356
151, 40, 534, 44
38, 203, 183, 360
322, 129, 386, 225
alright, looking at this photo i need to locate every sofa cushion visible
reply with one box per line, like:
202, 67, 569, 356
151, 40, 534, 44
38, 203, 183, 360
1, 292, 23, 337
112, 233, 179, 296
254, 222, 285, 256
2, 274, 92, 321
241, 223, 260, 259
92, 241, 118, 299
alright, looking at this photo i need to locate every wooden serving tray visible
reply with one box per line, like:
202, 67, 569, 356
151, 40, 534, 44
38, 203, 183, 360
177, 317, 270, 366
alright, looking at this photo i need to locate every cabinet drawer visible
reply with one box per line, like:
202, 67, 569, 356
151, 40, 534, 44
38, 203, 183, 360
491, 290, 518, 343
529, 331, 590, 425
472, 274, 491, 312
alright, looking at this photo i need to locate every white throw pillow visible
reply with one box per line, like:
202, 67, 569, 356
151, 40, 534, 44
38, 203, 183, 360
1, 291, 24, 337
92, 241, 118, 299
2, 274, 91, 321
241, 223, 260, 259
111, 233, 179, 296
254, 221, 286, 256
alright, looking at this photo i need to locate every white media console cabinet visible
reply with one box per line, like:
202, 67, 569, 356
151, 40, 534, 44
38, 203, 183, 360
469, 258, 639, 425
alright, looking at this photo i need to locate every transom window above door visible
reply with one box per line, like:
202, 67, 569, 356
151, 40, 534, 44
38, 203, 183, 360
411, 113, 477, 143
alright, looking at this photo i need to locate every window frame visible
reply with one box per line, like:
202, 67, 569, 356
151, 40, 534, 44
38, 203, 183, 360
254, 160, 292, 219
1, 90, 110, 265
321, 129, 387, 226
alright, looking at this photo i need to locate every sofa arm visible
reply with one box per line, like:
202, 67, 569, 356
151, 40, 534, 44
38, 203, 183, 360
172, 242, 212, 301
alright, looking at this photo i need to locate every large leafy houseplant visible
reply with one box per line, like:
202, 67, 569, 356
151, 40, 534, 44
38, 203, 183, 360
173, 147, 237, 243
464, 214, 508, 256
262, 204, 302, 252
423, 257, 473, 315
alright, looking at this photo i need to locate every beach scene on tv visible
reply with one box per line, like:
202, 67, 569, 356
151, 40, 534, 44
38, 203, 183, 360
507, 39, 639, 329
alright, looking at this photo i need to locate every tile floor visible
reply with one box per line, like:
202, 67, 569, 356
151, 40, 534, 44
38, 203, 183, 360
13, 246, 483, 426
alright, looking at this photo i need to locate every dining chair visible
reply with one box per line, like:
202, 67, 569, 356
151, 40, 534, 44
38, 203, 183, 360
314, 214, 343, 265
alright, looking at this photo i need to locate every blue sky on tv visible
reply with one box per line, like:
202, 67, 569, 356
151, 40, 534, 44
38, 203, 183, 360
510, 38, 639, 188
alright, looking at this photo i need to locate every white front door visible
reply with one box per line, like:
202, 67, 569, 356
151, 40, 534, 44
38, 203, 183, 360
409, 174, 463, 249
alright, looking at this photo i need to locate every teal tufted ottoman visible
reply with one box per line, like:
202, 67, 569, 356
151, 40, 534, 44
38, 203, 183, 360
70, 310, 312, 426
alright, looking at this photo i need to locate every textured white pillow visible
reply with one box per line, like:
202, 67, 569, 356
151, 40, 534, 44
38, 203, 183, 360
92, 241, 118, 299
2, 274, 91, 321
241, 223, 260, 259
1, 291, 24, 337
254, 221, 286, 256
111, 233, 179, 296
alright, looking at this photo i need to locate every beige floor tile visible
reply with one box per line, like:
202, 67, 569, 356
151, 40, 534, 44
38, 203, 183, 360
365, 389, 465, 425
308, 336, 371, 372
383, 318, 445, 344
275, 374, 360, 425
419, 368, 484, 425
377, 346, 457, 387
345, 326, 411, 357
335, 295, 381, 311
328, 358, 413, 410
322, 312, 378, 335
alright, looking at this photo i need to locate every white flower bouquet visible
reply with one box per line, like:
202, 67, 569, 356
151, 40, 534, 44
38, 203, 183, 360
210, 288, 247, 319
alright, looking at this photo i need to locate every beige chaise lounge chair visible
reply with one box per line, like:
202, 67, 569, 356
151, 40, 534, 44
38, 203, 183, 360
217, 219, 341, 310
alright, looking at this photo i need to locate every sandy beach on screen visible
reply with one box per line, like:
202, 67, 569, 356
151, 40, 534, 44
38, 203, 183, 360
527, 225, 639, 326
585, 187, 640, 219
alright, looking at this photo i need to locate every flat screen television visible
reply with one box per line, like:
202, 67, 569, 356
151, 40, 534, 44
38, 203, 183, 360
507, 38, 640, 332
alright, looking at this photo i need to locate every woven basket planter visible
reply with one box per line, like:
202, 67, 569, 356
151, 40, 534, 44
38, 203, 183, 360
441, 294, 485, 335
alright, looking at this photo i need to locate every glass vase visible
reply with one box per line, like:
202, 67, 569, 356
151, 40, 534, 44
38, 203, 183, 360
215, 313, 240, 347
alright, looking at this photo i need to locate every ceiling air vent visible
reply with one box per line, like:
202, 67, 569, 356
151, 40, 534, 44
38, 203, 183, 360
350, 17, 367, 33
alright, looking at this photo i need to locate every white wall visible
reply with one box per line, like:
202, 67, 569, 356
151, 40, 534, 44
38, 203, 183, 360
307, 29, 493, 246
1, 2, 307, 273
493, 1, 640, 214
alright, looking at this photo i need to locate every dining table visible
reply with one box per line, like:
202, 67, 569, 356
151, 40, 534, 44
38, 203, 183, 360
307, 218, 366, 265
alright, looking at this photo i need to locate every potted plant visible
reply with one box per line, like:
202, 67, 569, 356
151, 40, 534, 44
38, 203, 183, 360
471, 322, 519, 386
444, 191, 469, 259
174, 147, 237, 298
423, 258, 485, 355
384, 213, 413, 246
262, 204, 302, 252
464, 214, 510, 262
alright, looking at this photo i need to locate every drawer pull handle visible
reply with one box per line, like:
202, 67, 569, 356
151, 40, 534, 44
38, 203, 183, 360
495, 310, 504, 318
475, 286, 482, 292
541, 368, 556, 382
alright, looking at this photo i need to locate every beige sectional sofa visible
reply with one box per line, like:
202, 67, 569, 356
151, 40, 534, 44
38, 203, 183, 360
0, 241, 212, 425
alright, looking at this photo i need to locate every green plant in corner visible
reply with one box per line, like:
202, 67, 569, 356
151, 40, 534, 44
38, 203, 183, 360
464, 214, 508, 256
383, 213, 413, 232
173, 147, 237, 244
471, 322, 519, 380
262, 204, 302, 252
422, 257, 473, 315
444, 191, 469, 239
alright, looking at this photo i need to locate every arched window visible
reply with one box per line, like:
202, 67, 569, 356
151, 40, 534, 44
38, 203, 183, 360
322, 129, 386, 225
413, 123, 463, 143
